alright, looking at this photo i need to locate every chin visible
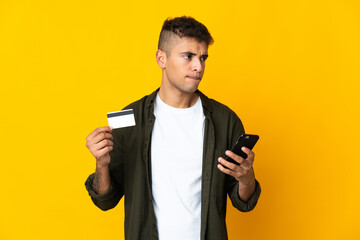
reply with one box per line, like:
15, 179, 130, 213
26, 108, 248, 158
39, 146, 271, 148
188, 87, 199, 94
186, 83, 200, 93
187, 82, 201, 93
177, 85, 198, 94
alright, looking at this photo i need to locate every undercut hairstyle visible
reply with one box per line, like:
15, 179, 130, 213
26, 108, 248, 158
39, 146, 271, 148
158, 16, 214, 56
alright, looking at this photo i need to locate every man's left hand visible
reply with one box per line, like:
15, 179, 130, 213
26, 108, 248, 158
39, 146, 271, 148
217, 147, 255, 188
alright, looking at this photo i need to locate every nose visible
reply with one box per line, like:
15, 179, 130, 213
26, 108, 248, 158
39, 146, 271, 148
192, 58, 203, 72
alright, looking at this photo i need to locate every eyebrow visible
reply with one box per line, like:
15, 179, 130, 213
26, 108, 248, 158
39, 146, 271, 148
181, 51, 209, 58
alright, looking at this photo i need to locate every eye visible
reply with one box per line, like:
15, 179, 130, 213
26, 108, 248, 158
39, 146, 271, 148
200, 56, 208, 61
184, 54, 192, 60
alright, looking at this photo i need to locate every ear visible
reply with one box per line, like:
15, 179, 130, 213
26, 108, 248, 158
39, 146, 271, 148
156, 49, 167, 69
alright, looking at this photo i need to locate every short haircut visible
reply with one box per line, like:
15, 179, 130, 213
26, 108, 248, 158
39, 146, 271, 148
158, 16, 214, 56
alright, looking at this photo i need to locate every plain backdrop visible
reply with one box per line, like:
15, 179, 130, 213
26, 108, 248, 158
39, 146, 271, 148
1, 0, 359, 239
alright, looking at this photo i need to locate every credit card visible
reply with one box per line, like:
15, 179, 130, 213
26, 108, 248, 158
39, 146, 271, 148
107, 109, 136, 129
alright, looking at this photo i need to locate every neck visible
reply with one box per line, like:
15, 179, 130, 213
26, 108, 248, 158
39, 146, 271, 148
158, 85, 199, 109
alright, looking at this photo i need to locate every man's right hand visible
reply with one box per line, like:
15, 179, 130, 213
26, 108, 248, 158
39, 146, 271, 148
86, 126, 114, 168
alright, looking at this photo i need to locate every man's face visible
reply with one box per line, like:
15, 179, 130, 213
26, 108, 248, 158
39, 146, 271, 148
162, 37, 209, 94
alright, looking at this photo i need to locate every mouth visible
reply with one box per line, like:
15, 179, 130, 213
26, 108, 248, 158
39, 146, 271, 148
186, 75, 201, 81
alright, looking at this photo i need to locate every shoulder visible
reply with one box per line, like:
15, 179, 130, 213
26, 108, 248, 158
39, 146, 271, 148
112, 89, 158, 140
199, 91, 240, 121
210, 98, 238, 117
122, 95, 148, 110
199, 91, 244, 132
199, 92, 245, 145
121, 88, 158, 112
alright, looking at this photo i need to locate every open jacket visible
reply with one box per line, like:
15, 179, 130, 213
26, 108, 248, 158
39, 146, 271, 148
85, 88, 261, 240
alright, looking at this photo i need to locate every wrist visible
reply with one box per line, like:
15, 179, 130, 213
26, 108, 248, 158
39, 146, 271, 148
96, 163, 109, 171
238, 178, 255, 189
238, 169, 255, 189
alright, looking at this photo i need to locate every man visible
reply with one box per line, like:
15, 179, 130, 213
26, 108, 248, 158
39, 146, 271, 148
85, 16, 261, 240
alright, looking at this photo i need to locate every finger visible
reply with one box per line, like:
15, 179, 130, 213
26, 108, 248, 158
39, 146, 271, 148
91, 127, 113, 140
225, 150, 253, 170
91, 132, 114, 144
92, 139, 114, 152
86, 132, 113, 149
241, 147, 255, 161
86, 126, 113, 141
93, 145, 113, 159
225, 150, 245, 165
218, 157, 241, 171
237, 148, 254, 169
217, 163, 243, 178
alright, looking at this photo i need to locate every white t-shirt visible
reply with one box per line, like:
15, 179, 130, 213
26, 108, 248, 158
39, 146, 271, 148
151, 93, 205, 239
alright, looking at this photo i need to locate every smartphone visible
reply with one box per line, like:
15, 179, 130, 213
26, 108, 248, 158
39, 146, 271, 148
225, 134, 259, 165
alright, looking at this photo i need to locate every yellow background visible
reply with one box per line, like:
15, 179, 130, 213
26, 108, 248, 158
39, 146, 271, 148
1, 0, 359, 239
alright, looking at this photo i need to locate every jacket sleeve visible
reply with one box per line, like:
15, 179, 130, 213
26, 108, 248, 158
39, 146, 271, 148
84, 173, 122, 211
226, 112, 261, 212
227, 177, 261, 212
84, 128, 125, 211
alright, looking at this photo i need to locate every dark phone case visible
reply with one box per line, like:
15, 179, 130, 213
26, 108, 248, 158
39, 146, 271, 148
225, 134, 259, 165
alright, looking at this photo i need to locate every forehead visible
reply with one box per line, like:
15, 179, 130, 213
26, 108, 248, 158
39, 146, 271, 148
170, 36, 208, 54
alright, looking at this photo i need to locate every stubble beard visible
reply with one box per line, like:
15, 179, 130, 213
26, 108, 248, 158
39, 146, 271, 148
181, 77, 201, 93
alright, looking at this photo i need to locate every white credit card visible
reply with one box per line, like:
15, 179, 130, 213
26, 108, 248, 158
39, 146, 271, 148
107, 109, 136, 129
